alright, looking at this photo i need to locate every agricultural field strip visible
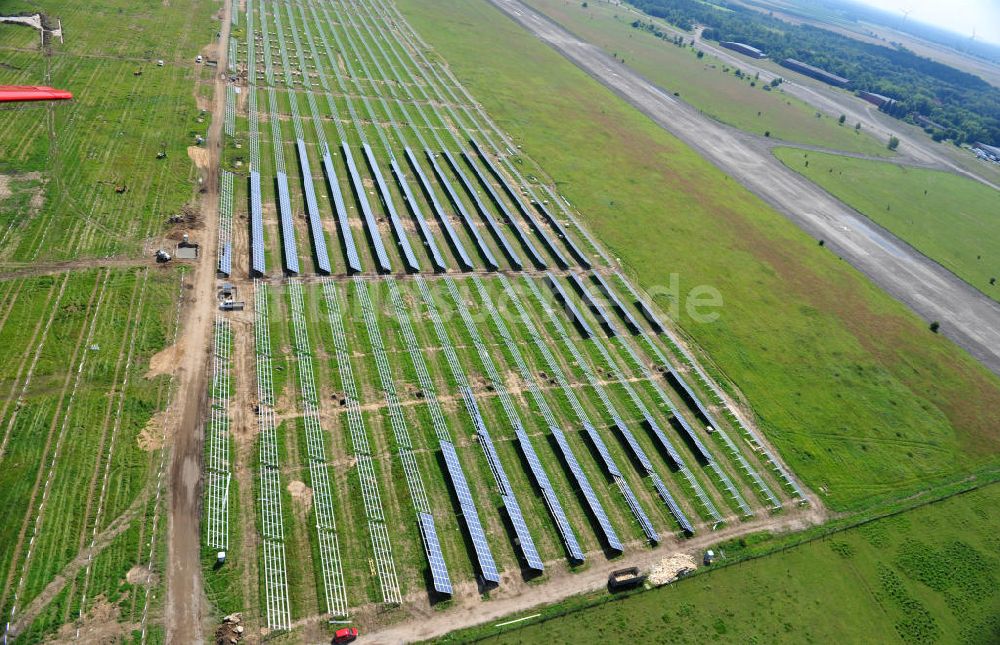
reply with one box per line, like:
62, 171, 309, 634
489, 274, 658, 542
318, 277, 402, 605
354, 279, 453, 594
521, 275, 688, 537
444, 277, 581, 564
411, 277, 542, 569
590, 275, 780, 510
562, 274, 751, 520
357, 0, 599, 268
77, 270, 151, 618
614, 275, 805, 499
311, 0, 448, 272
385, 278, 499, 582
286, 281, 348, 617
219, 171, 234, 277
438, 278, 546, 570
471, 274, 606, 560
0, 271, 111, 641
205, 316, 233, 551
341, 0, 565, 272
253, 280, 292, 630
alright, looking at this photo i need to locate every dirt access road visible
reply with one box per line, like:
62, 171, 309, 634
488, 0, 1000, 377
163, 3, 232, 644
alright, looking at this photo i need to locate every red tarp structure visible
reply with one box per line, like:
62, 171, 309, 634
0, 86, 73, 103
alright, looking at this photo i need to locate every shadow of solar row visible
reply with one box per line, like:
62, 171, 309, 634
618, 478, 660, 543
460, 150, 547, 269
404, 147, 474, 271
612, 415, 656, 473
567, 273, 618, 337
550, 426, 623, 552
591, 272, 643, 334
275, 171, 300, 275
641, 414, 685, 470
468, 138, 570, 269
619, 274, 665, 334
362, 144, 420, 273
417, 512, 453, 595
544, 273, 594, 338
249, 171, 266, 276
582, 422, 622, 478
342, 141, 392, 273
651, 473, 695, 534
670, 405, 715, 463
296, 139, 331, 275
426, 149, 500, 271
439, 441, 500, 584
321, 149, 363, 274
532, 197, 591, 269
389, 157, 448, 272
515, 428, 584, 562
441, 150, 523, 270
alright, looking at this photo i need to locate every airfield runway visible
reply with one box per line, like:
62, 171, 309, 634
489, 0, 1000, 376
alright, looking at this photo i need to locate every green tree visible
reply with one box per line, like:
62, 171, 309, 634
839, 114, 847, 125
888, 135, 900, 150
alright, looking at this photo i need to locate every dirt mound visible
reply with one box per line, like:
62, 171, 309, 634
146, 341, 184, 379
648, 553, 697, 586
137, 413, 166, 451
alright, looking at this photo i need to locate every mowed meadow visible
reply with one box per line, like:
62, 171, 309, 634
397, 0, 1000, 512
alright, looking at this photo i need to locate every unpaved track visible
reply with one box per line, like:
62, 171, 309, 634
164, 3, 232, 643
488, 0, 1000, 376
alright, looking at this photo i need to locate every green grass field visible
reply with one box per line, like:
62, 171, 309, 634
522, 0, 889, 156
397, 0, 1000, 513
443, 482, 1000, 643
773, 148, 1000, 302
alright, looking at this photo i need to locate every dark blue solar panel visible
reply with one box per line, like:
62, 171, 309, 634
341, 141, 392, 273
219, 242, 232, 277
641, 414, 684, 469
468, 138, 569, 269
650, 473, 695, 534
670, 406, 714, 463
440, 441, 500, 583
612, 416, 654, 472
502, 494, 544, 571
362, 144, 420, 273
417, 512, 453, 594
460, 150, 546, 269
390, 157, 447, 272
249, 171, 266, 275
591, 272, 642, 334
567, 273, 618, 337
321, 149, 363, 274
582, 423, 621, 477
425, 149, 499, 271
275, 171, 300, 275
544, 273, 594, 339
405, 148, 474, 271
296, 139, 331, 275
620, 479, 659, 543
441, 150, 522, 270
532, 198, 591, 269
550, 426, 622, 552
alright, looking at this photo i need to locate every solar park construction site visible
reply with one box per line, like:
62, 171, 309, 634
203, 0, 808, 636
3, 0, 999, 642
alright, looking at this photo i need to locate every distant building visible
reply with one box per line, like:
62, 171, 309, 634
857, 90, 897, 110
972, 142, 1000, 162
914, 114, 946, 131
719, 41, 766, 59
781, 58, 850, 87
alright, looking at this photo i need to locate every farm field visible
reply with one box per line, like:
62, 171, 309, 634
521, 0, 890, 156
442, 482, 1000, 643
773, 147, 1000, 302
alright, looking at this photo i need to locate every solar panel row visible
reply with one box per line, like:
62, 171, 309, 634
468, 138, 570, 269
440, 441, 500, 584
417, 512, 453, 595
641, 414, 685, 470
502, 492, 546, 571
275, 172, 300, 274
582, 422, 621, 478
650, 473, 695, 534
591, 272, 642, 334
405, 147, 474, 271
342, 141, 392, 273
568, 273, 618, 337
296, 139, 332, 275
426, 149, 500, 271
533, 197, 592, 269
362, 144, 421, 273
389, 157, 448, 272
549, 426, 623, 552
249, 171, 266, 275
460, 150, 547, 268
669, 404, 715, 463
441, 150, 523, 270
321, 149, 363, 274
544, 273, 594, 338
618, 478, 660, 543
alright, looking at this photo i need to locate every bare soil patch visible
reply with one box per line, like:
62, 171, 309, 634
146, 340, 185, 379
287, 479, 313, 511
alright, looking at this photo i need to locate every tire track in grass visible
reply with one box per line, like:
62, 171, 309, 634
0, 275, 63, 467
76, 268, 151, 627
0, 269, 107, 642
55, 269, 144, 623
